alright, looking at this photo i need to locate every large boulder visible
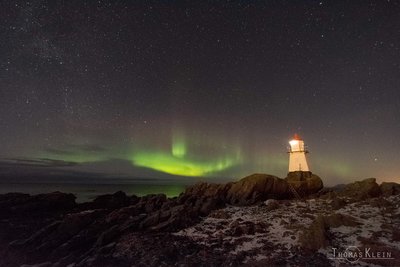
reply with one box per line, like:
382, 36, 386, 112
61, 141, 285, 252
90, 191, 135, 210
338, 178, 381, 200
380, 182, 400, 196
285, 171, 323, 196
299, 215, 328, 251
299, 213, 360, 251
183, 173, 324, 206
139, 194, 168, 213
226, 174, 290, 205
182, 182, 232, 200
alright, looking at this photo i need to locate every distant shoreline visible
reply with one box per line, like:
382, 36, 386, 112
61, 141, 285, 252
0, 182, 186, 202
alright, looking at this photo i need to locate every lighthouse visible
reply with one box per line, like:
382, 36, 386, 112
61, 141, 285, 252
288, 134, 310, 172
285, 134, 323, 197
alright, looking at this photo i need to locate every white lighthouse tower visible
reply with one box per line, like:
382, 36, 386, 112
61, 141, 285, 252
288, 134, 310, 172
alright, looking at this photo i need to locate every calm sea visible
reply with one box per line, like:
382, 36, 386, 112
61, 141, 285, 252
0, 182, 187, 203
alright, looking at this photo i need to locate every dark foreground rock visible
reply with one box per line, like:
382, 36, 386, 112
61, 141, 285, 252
337, 178, 382, 201
175, 193, 400, 267
0, 174, 398, 266
299, 213, 360, 250
380, 182, 400, 197
0, 191, 76, 218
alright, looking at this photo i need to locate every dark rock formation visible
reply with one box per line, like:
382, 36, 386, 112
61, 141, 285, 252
183, 172, 323, 206
285, 171, 324, 196
299, 213, 360, 251
338, 178, 381, 201
226, 174, 290, 204
380, 182, 400, 196
0, 172, 326, 266
90, 191, 137, 210
183, 181, 232, 199
264, 199, 279, 211
331, 196, 347, 210
7, 174, 400, 266
0, 191, 76, 219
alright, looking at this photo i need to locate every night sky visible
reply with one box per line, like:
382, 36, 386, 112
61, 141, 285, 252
1, 1, 400, 186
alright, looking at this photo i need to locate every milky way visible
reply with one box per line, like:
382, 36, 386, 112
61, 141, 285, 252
1, 1, 399, 185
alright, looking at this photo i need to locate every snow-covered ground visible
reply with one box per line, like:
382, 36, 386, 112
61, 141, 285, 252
174, 195, 400, 266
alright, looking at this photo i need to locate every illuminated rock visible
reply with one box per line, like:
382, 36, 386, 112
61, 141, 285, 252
225, 174, 290, 205
284, 171, 323, 196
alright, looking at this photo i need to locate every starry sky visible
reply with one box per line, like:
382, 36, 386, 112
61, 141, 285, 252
1, 1, 399, 186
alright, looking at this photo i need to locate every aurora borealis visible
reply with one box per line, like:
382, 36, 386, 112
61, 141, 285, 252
132, 151, 239, 177
171, 132, 187, 158
132, 131, 241, 176
0, 1, 400, 187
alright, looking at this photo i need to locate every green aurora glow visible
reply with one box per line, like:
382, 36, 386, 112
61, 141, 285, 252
33, 131, 354, 183
131, 130, 242, 177
132, 151, 240, 177
171, 133, 186, 158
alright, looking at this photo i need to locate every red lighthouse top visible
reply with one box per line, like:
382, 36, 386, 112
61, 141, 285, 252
293, 133, 301, 140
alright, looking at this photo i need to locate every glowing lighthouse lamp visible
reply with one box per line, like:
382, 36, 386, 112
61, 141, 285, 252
288, 134, 309, 173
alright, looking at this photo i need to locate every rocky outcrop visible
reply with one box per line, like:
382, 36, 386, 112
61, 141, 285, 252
176, 192, 400, 266
226, 174, 290, 205
338, 178, 381, 201
331, 196, 347, 210
380, 182, 400, 196
183, 182, 232, 199
319, 180, 400, 201
299, 213, 360, 251
5, 173, 322, 265
183, 172, 322, 206
0, 173, 325, 266
9, 175, 400, 266
90, 191, 137, 210
285, 171, 323, 196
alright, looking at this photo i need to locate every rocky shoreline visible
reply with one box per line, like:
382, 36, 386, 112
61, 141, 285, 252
0, 173, 399, 266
